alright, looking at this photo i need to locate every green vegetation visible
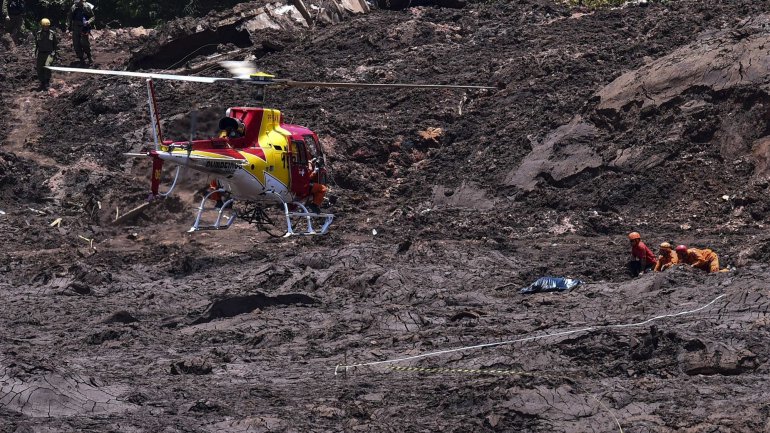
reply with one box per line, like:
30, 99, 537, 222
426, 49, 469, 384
29, 0, 244, 29
566, 0, 626, 6
565, 0, 668, 7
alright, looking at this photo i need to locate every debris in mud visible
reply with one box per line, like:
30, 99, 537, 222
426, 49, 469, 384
520, 277, 583, 294
191, 293, 318, 324
68, 281, 92, 295
449, 310, 484, 321
105, 311, 139, 324
187, 399, 223, 413
678, 340, 759, 376
171, 357, 213, 375
86, 329, 123, 345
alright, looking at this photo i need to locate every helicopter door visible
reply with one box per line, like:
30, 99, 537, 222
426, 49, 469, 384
289, 138, 311, 199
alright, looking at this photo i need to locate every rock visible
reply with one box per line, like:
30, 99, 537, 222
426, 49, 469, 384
505, 117, 602, 191
598, 17, 770, 112
313, 404, 345, 418
129, 27, 150, 39
170, 357, 213, 375
104, 311, 138, 324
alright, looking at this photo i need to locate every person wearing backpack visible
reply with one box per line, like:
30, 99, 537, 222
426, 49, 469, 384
2, 0, 25, 49
69, 0, 94, 65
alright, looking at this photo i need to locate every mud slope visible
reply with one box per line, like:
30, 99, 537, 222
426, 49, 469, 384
2, 1, 770, 432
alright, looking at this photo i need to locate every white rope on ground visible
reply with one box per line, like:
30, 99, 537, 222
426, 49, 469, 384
334, 293, 728, 373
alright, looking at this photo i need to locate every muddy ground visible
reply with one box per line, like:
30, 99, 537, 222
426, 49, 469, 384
2, 0, 770, 431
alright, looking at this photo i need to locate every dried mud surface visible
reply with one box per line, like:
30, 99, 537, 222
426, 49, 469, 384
2, 1, 770, 432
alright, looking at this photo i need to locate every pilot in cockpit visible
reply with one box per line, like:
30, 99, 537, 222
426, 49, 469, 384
218, 117, 245, 139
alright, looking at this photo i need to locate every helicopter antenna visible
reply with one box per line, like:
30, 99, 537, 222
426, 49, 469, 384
254, 86, 266, 107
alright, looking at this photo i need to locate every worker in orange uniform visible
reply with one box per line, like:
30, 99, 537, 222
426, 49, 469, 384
654, 242, 678, 272
306, 166, 328, 214
627, 232, 657, 277
209, 179, 224, 209
674, 245, 724, 273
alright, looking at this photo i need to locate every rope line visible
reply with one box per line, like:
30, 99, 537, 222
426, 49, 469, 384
387, 365, 525, 376
334, 293, 727, 373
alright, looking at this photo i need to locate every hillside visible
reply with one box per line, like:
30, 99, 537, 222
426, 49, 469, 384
2, 1, 770, 431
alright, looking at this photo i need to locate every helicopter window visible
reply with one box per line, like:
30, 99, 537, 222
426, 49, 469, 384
292, 140, 309, 164
304, 135, 319, 159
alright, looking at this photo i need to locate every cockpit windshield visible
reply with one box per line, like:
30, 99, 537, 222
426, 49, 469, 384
304, 135, 320, 159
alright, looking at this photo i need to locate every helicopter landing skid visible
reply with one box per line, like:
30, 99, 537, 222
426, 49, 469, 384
188, 188, 237, 232
188, 190, 334, 236
238, 193, 334, 237
280, 201, 334, 237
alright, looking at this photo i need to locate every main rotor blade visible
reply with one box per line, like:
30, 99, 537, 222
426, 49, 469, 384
47, 66, 234, 84
219, 60, 257, 78
220, 60, 494, 89
48, 66, 496, 90
273, 79, 497, 90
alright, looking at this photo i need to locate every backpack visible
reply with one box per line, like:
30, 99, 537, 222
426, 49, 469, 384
7, 0, 25, 15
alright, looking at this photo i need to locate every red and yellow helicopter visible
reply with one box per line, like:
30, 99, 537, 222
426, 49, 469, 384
49, 62, 494, 236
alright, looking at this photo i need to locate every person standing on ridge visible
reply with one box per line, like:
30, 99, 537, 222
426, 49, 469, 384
2, 0, 25, 51
69, 0, 94, 65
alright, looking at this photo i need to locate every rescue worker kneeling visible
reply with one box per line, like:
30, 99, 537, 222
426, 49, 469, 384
654, 242, 678, 272
208, 179, 225, 209
627, 231, 657, 277
306, 167, 327, 214
674, 245, 724, 273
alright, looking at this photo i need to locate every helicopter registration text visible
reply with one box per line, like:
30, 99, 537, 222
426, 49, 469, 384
204, 160, 241, 173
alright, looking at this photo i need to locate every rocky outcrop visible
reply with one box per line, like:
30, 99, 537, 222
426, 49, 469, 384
128, 0, 371, 70
505, 117, 602, 191
509, 15, 770, 192
597, 15, 770, 112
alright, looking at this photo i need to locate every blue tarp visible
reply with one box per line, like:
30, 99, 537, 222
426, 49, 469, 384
520, 277, 583, 294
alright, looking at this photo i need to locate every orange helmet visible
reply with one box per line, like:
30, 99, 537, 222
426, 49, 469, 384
628, 232, 641, 240
675, 245, 688, 253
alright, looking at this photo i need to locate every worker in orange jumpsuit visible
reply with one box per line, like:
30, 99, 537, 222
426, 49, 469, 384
674, 245, 722, 273
628, 231, 657, 277
209, 179, 224, 209
306, 167, 328, 214
654, 242, 679, 272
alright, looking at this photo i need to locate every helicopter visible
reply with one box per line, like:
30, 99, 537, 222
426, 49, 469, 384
48, 62, 495, 237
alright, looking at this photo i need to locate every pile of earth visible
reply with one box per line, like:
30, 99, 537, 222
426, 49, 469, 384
2, 0, 770, 432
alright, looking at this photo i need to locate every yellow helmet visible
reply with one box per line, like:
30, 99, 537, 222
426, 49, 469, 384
41, 18, 51, 27
659, 242, 672, 250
